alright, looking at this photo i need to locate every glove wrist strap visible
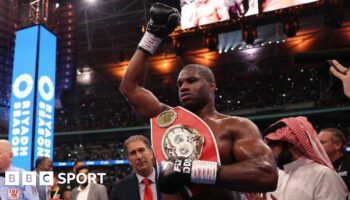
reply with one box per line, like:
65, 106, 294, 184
138, 32, 162, 55
191, 160, 218, 185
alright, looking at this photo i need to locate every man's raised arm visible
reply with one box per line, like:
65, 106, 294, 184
119, 3, 180, 119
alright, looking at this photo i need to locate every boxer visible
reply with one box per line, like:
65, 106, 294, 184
119, 3, 278, 200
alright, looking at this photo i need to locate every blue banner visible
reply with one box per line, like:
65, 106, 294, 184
8, 26, 39, 170
33, 26, 57, 167
8, 25, 56, 171
53, 160, 129, 167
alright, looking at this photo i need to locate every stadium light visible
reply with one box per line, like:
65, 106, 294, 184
283, 18, 300, 37
172, 37, 186, 56
242, 24, 257, 45
85, 0, 96, 4
282, 13, 300, 38
205, 33, 218, 52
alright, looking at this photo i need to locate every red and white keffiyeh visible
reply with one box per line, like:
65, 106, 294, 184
264, 116, 333, 169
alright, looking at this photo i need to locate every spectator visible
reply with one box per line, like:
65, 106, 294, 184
264, 117, 348, 200
49, 173, 70, 200
35, 156, 53, 200
319, 128, 350, 190
110, 135, 161, 200
54, 67, 350, 132
71, 165, 108, 200
65, 160, 85, 199
0, 140, 40, 200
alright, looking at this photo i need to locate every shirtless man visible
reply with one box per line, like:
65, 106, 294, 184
181, 0, 230, 29
120, 3, 278, 199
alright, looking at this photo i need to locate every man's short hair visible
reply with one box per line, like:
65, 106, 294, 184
182, 64, 216, 83
35, 156, 50, 169
75, 165, 89, 174
123, 135, 152, 157
321, 128, 348, 152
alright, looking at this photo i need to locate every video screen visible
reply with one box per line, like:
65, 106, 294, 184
180, 0, 259, 29
261, 0, 319, 12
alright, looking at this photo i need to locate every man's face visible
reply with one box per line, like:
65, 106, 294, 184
0, 150, 12, 173
77, 168, 89, 184
127, 140, 154, 176
53, 176, 58, 186
268, 141, 293, 169
41, 159, 53, 171
177, 68, 212, 111
318, 131, 340, 156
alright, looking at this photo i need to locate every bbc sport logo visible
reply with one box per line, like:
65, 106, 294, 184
5, 171, 106, 186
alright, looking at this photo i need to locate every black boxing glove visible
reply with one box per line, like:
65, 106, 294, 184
158, 159, 219, 194
138, 3, 180, 55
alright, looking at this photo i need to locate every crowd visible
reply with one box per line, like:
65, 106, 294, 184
55, 67, 350, 132
2, 56, 350, 199
54, 140, 125, 162
54, 92, 146, 132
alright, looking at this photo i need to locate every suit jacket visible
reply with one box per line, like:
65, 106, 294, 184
71, 182, 108, 200
36, 173, 48, 200
109, 172, 161, 200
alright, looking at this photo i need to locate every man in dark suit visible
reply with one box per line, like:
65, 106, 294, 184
110, 135, 161, 200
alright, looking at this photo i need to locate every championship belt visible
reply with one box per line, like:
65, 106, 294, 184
151, 106, 221, 196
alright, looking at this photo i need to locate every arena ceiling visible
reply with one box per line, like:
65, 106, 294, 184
70, 0, 349, 92
12, 0, 338, 99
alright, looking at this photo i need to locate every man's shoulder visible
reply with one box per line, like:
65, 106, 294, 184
216, 114, 259, 136
7, 165, 25, 172
91, 182, 107, 190
71, 186, 79, 193
116, 173, 137, 185
307, 160, 338, 176
111, 173, 138, 196
219, 114, 252, 124
305, 160, 348, 191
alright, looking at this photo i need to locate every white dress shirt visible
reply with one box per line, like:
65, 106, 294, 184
76, 183, 91, 200
136, 168, 158, 200
269, 156, 348, 200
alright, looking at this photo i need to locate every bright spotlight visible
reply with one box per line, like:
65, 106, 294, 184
85, 0, 96, 4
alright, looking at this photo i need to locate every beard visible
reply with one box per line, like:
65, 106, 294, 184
180, 100, 198, 112
276, 142, 294, 170
179, 96, 208, 113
